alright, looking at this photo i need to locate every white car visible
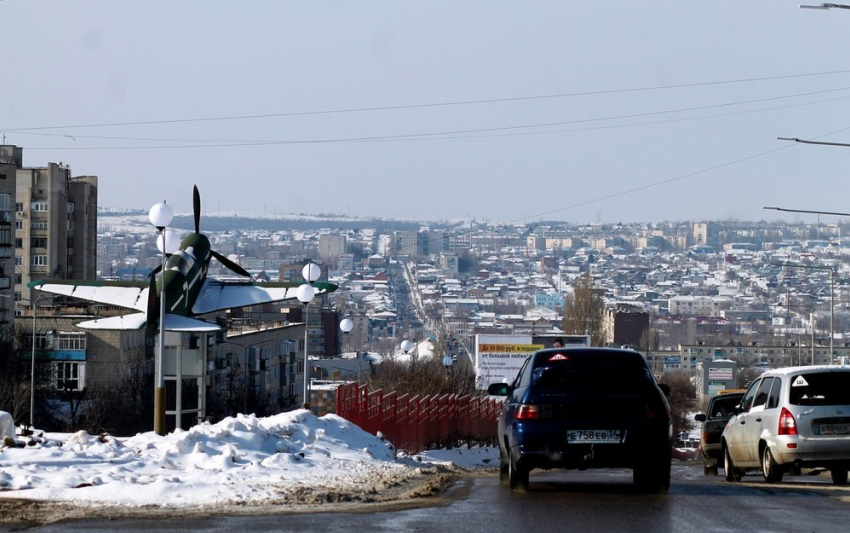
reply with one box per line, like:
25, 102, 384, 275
721, 366, 850, 484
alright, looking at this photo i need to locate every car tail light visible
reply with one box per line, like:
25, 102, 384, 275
515, 404, 540, 420
778, 407, 798, 436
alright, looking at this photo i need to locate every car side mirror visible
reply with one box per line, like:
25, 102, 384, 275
694, 413, 706, 422
487, 383, 509, 396
658, 383, 671, 396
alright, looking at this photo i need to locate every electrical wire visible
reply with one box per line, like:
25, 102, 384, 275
5, 68, 850, 132
508, 125, 850, 224
20, 86, 850, 151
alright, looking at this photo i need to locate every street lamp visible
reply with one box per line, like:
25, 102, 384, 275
149, 200, 174, 436
340, 317, 353, 355
296, 261, 321, 411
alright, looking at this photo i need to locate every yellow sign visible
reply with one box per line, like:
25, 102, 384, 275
479, 344, 543, 353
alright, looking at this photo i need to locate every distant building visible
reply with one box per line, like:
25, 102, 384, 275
603, 307, 649, 348
15, 161, 97, 306
439, 252, 459, 274
318, 233, 346, 262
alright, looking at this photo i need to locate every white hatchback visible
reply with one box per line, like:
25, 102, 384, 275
721, 366, 850, 484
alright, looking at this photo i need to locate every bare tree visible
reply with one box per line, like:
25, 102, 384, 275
657, 371, 697, 438
562, 273, 606, 346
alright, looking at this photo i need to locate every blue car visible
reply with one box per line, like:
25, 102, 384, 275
488, 347, 673, 491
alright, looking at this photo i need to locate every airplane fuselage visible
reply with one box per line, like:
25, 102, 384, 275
157, 233, 211, 316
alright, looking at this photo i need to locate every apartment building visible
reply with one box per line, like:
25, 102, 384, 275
0, 145, 21, 325
318, 233, 346, 263
15, 162, 97, 306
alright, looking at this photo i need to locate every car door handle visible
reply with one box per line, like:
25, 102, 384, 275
755, 418, 762, 422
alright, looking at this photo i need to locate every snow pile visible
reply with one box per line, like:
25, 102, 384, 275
0, 410, 498, 508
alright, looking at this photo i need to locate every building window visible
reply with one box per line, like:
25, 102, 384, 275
56, 362, 83, 391
15, 202, 23, 213
0, 193, 9, 211
31, 221, 47, 230
15, 273, 21, 284
14, 256, 21, 266
32, 255, 47, 266
31, 238, 47, 249
56, 332, 86, 350
15, 221, 22, 231
14, 238, 21, 248
31, 202, 48, 212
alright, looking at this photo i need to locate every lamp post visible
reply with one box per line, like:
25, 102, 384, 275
149, 200, 174, 436
28, 293, 51, 430
296, 262, 321, 411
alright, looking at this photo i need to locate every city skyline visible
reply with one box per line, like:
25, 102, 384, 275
3, 2, 850, 224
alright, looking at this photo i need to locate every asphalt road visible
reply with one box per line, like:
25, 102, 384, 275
9, 464, 850, 533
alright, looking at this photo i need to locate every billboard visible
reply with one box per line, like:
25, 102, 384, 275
708, 367, 734, 381
475, 334, 539, 389
475, 334, 592, 389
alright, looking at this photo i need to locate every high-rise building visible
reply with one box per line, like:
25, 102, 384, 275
15, 162, 97, 308
0, 145, 22, 325
318, 233, 346, 262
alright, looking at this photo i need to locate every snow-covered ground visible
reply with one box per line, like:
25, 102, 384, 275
0, 410, 497, 515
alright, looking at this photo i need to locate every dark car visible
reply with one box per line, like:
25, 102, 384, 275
694, 390, 745, 476
487, 347, 673, 492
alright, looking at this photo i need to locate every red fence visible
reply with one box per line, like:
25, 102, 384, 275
336, 383, 503, 454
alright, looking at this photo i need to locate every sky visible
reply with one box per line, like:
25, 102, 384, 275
3, 1, 850, 224
0, 409, 497, 508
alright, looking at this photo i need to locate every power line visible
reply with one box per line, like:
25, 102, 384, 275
20, 86, 850, 151
16, 91, 850, 147
509, 124, 850, 224
5, 68, 850, 132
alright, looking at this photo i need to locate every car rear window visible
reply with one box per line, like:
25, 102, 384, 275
789, 372, 850, 406
709, 395, 742, 418
531, 351, 654, 392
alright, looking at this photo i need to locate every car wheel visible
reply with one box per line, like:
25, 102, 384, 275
831, 467, 848, 485
761, 446, 783, 483
499, 446, 509, 483
704, 464, 718, 477
724, 447, 741, 482
508, 452, 529, 490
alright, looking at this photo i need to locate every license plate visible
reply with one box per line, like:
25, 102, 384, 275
819, 423, 850, 436
567, 429, 622, 444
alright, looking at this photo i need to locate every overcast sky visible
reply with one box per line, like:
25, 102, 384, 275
3, 1, 850, 224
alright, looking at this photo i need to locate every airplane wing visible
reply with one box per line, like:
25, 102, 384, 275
28, 280, 149, 312
191, 279, 337, 316
74, 312, 221, 332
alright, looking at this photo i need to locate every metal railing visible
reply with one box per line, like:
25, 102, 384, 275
337, 382, 502, 454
